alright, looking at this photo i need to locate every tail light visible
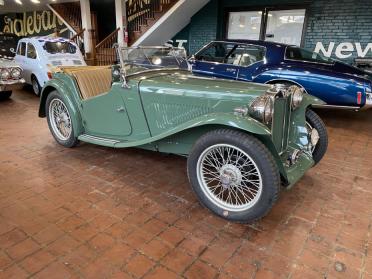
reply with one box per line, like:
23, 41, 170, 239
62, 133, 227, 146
357, 91, 362, 105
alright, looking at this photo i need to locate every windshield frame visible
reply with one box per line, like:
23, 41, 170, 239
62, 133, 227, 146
284, 45, 335, 66
116, 46, 190, 78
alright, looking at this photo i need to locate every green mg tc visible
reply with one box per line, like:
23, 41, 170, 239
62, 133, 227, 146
39, 46, 328, 223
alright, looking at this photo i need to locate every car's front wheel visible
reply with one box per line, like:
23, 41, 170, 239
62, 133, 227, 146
0, 91, 12, 101
187, 129, 280, 223
306, 109, 328, 165
46, 91, 79, 147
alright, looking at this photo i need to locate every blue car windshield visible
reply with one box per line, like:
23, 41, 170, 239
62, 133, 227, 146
285, 46, 334, 65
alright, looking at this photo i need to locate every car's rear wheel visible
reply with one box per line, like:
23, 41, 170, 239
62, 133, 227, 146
32, 75, 41, 96
306, 109, 328, 165
0, 91, 12, 101
187, 129, 280, 223
46, 91, 79, 147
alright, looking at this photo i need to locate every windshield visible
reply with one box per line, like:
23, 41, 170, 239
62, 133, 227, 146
285, 46, 334, 65
43, 41, 77, 55
118, 47, 189, 75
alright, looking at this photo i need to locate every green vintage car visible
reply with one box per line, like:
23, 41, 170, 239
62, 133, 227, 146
39, 46, 327, 223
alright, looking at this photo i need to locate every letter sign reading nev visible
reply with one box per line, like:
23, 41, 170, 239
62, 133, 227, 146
314, 42, 372, 59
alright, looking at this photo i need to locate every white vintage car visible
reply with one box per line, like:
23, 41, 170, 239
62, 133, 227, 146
14, 37, 86, 96
0, 58, 25, 100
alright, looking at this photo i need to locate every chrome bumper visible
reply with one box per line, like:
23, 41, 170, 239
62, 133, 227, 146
0, 79, 25, 92
363, 92, 372, 110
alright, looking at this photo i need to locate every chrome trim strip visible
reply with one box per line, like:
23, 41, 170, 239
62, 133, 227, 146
79, 134, 120, 144
312, 104, 360, 110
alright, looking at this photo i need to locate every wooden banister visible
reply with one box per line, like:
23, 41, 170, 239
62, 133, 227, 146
95, 28, 120, 66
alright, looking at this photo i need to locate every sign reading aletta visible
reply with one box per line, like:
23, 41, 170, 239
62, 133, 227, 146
314, 42, 372, 59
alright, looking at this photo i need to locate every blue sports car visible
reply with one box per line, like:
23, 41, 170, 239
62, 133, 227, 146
190, 40, 372, 110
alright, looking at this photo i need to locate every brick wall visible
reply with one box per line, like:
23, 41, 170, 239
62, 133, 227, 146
303, 0, 372, 63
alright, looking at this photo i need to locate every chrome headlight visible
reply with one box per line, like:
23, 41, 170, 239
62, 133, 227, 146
0, 68, 10, 80
11, 67, 22, 79
248, 95, 274, 125
290, 86, 304, 109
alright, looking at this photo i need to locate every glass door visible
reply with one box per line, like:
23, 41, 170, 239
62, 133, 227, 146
226, 8, 306, 46
265, 9, 306, 46
227, 11, 263, 40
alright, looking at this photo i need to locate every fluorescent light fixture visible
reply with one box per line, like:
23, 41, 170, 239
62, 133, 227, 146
15, 0, 23, 4
31, 0, 40, 3
0, 0, 4, 6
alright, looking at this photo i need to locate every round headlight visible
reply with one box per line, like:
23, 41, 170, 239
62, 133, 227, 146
248, 95, 274, 125
1, 68, 10, 80
290, 86, 304, 109
11, 67, 22, 79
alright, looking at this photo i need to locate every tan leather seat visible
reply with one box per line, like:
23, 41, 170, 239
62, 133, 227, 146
72, 67, 112, 100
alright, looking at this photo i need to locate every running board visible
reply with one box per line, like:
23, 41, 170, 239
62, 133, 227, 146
78, 134, 120, 147
312, 104, 360, 111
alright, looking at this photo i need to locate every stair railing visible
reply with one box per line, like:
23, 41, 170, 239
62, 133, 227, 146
95, 28, 120, 65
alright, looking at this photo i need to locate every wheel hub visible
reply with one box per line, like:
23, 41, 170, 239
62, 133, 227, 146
219, 164, 242, 188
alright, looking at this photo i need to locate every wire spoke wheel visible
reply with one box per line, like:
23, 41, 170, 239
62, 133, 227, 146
48, 98, 72, 141
197, 144, 263, 212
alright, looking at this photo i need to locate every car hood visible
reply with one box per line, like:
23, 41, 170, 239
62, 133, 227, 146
0, 58, 20, 68
135, 70, 270, 101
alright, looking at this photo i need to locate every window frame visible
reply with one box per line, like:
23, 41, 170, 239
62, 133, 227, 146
17, 42, 26, 56
223, 5, 309, 47
194, 41, 267, 68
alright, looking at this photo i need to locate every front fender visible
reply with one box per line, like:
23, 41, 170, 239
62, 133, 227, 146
39, 78, 84, 137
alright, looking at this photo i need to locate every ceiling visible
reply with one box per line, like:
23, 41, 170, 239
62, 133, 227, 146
0, 0, 78, 14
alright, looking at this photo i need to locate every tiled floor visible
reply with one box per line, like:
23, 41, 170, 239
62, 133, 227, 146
1, 89, 372, 279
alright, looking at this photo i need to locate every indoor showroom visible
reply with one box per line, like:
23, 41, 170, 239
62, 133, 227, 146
1, 0, 372, 278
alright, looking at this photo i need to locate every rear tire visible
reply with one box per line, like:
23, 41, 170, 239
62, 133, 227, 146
187, 129, 280, 223
306, 109, 328, 165
46, 91, 79, 148
0, 91, 12, 100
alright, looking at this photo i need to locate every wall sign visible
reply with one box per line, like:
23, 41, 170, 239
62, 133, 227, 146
0, 11, 67, 37
314, 42, 372, 59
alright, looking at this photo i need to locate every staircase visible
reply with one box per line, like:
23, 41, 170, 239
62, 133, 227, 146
127, 0, 178, 46
128, 0, 210, 47
48, 2, 82, 34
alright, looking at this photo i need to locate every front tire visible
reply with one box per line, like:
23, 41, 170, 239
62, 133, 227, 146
0, 91, 12, 101
306, 109, 328, 165
46, 91, 79, 148
187, 129, 280, 223
31, 75, 41, 96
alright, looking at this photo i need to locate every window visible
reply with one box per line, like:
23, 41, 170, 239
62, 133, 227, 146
17, 42, 26, 56
227, 11, 262, 40
27, 43, 37, 59
43, 42, 77, 54
285, 46, 334, 64
265, 9, 306, 46
227, 8, 306, 46
196, 42, 265, 66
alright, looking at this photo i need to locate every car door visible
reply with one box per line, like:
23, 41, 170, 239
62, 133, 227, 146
25, 42, 41, 83
236, 44, 267, 82
80, 83, 132, 140
14, 42, 29, 83
191, 42, 240, 80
